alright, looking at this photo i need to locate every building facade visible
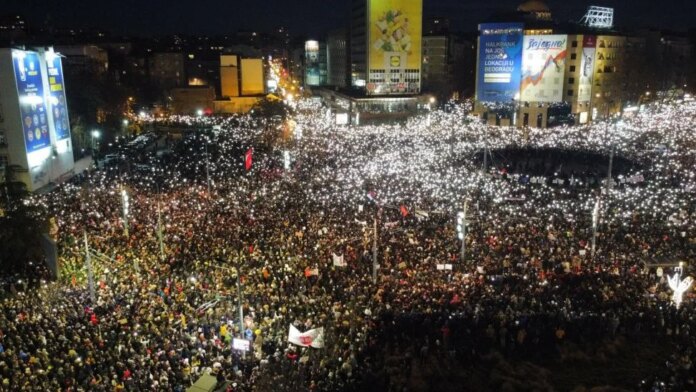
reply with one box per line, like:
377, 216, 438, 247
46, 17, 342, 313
0, 48, 75, 192
327, 28, 349, 88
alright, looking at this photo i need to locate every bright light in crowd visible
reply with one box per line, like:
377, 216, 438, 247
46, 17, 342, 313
91, 130, 101, 138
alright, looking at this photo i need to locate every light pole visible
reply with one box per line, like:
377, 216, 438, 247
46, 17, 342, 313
204, 137, 211, 194
457, 201, 468, 263
372, 211, 379, 284
121, 188, 129, 237
591, 197, 600, 261
90, 130, 101, 156
512, 92, 520, 127
83, 231, 96, 304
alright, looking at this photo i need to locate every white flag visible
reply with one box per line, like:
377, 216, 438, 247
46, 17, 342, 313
414, 209, 429, 219
332, 253, 346, 267
288, 324, 325, 348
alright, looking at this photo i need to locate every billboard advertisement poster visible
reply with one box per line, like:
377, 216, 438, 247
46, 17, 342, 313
368, 0, 422, 94
577, 35, 596, 103
12, 50, 51, 153
520, 35, 568, 102
476, 23, 524, 102
46, 54, 71, 141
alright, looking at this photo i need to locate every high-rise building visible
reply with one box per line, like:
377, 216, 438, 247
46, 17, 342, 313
351, 0, 423, 95
304, 40, 328, 87
0, 48, 74, 192
327, 28, 349, 88
475, 1, 656, 127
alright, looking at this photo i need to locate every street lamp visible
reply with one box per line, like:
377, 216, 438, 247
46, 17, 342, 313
457, 201, 468, 263
90, 130, 101, 155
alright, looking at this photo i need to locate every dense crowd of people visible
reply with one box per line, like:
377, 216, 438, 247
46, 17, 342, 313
0, 98, 694, 391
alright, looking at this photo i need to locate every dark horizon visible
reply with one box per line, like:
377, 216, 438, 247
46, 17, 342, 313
3, 0, 696, 39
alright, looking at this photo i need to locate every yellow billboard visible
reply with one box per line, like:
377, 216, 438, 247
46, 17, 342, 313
368, 0, 422, 94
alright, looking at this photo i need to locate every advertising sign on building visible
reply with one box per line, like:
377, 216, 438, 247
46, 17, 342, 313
577, 35, 596, 103
475, 23, 524, 102
46, 53, 71, 141
305, 40, 321, 86
367, 0, 422, 95
520, 35, 568, 102
12, 50, 51, 153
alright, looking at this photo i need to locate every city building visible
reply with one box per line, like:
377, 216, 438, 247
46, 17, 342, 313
304, 40, 328, 87
215, 54, 265, 114
474, 1, 656, 127
170, 86, 215, 115
147, 52, 186, 88
350, 0, 422, 95
0, 47, 74, 192
54, 45, 109, 74
327, 28, 349, 88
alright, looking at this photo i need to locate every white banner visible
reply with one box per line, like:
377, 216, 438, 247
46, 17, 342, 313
288, 325, 325, 348
332, 253, 346, 267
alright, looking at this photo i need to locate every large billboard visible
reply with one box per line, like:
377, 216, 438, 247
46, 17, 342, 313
367, 0, 422, 95
12, 50, 51, 153
305, 40, 321, 86
577, 35, 596, 103
520, 35, 568, 102
476, 23, 524, 103
46, 54, 71, 141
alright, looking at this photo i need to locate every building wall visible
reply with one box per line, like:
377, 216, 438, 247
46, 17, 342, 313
327, 28, 349, 87
350, 0, 368, 87
170, 86, 215, 115
213, 97, 261, 114
240, 58, 264, 96
220, 56, 240, 98
148, 52, 186, 88
0, 48, 74, 192
422, 36, 448, 92
591, 35, 628, 120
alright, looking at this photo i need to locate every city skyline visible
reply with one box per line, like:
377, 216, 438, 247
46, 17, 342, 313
3, 0, 696, 37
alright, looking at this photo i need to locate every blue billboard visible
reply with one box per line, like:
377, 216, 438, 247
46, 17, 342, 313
12, 50, 50, 153
46, 54, 71, 141
476, 23, 524, 103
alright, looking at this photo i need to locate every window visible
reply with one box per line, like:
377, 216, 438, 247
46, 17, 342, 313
569, 65, 576, 72
572, 41, 578, 48
568, 77, 575, 84
567, 89, 574, 96
571, 53, 577, 60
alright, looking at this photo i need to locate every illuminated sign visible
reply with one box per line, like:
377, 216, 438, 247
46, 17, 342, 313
368, 0, 422, 95
520, 35, 568, 102
46, 53, 71, 140
476, 23, 524, 102
12, 50, 50, 153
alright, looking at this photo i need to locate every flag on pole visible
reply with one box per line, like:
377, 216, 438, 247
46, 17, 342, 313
332, 253, 346, 267
400, 205, 409, 217
245, 148, 253, 171
288, 324, 325, 348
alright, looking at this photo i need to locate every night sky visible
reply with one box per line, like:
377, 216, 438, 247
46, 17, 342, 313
5, 0, 695, 37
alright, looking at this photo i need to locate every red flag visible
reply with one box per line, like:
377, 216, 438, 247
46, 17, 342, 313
400, 205, 409, 217
245, 148, 253, 171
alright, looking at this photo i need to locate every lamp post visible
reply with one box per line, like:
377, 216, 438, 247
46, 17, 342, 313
121, 188, 129, 237
457, 201, 468, 263
512, 92, 520, 127
90, 130, 101, 156
591, 197, 600, 261
372, 211, 379, 284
